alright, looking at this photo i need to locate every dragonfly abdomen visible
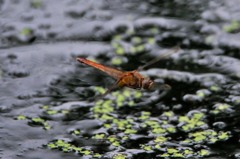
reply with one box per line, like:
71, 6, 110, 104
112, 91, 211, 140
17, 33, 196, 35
77, 57, 123, 79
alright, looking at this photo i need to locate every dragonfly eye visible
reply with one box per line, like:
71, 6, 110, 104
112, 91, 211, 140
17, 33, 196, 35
142, 79, 154, 89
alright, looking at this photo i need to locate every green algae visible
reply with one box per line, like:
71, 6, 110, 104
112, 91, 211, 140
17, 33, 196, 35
31, 117, 51, 130
16, 115, 27, 120
113, 153, 127, 159
115, 46, 125, 55
186, 129, 231, 144
150, 27, 159, 34
124, 128, 137, 134
111, 57, 124, 65
108, 136, 121, 147
139, 111, 151, 120
92, 100, 114, 115
178, 112, 207, 132
211, 103, 232, 114
154, 136, 167, 144
94, 86, 107, 95
110, 27, 158, 56
223, 20, 240, 33
46, 109, 58, 115
30, 0, 43, 9
92, 133, 105, 139
141, 145, 152, 151
210, 85, 221, 92
21, 96, 220, 159
147, 37, 156, 45
198, 149, 210, 157
17, 94, 223, 158
156, 147, 208, 158
20, 28, 32, 36
47, 139, 96, 156
72, 129, 81, 135
132, 36, 142, 45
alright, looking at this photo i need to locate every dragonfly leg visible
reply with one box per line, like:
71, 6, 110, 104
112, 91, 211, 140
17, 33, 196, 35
92, 80, 123, 101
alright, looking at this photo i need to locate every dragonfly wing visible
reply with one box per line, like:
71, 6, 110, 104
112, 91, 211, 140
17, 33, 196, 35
77, 58, 124, 80
137, 46, 181, 71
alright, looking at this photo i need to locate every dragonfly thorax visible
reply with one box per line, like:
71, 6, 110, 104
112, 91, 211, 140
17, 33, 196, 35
142, 78, 154, 89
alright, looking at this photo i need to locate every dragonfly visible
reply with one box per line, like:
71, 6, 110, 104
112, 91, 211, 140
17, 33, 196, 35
76, 46, 180, 98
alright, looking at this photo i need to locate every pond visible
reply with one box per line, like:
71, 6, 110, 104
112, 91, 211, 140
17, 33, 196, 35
1, 0, 240, 159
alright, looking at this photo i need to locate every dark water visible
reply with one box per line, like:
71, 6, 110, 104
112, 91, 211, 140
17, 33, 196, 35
1, 0, 240, 159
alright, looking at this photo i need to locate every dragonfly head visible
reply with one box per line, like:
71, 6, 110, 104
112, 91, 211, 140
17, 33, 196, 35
142, 79, 154, 89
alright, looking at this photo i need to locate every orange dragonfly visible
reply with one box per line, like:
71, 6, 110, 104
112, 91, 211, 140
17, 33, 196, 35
76, 46, 180, 98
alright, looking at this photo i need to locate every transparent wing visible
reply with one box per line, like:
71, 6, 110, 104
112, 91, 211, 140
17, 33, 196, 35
137, 46, 181, 71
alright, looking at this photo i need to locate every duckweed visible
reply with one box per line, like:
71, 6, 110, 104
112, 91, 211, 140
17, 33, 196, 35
139, 111, 151, 120
30, 0, 43, 8
167, 148, 178, 154
92, 100, 114, 114
150, 27, 159, 34
124, 128, 137, 134
154, 136, 167, 143
108, 136, 120, 147
94, 86, 107, 94
196, 89, 211, 98
135, 45, 145, 53
112, 35, 122, 41
129, 46, 137, 54
186, 129, 230, 144
47, 140, 98, 156
32, 117, 45, 123
111, 57, 123, 65
210, 85, 221, 92
134, 91, 142, 98
178, 112, 207, 132
92, 133, 105, 139
72, 129, 81, 135
115, 46, 125, 55
211, 103, 233, 114
113, 153, 127, 159
147, 37, 155, 45
41, 105, 49, 110
20, 28, 32, 36
16, 115, 26, 120
198, 149, 210, 157
223, 20, 240, 33
46, 109, 58, 115
162, 111, 174, 117
132, 36, 142, 45
141, 145, 152, 151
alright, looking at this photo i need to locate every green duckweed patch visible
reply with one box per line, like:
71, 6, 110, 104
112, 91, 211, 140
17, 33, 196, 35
30, 0, 43, 9
111, 27, 159, 56
31, 117, 51, 130
16, 115, 27, 120
178, 112, 207, 132
223, 20, 240, 33
184, 129, 231, 144
47, 139, 100, 157
20, 28, 33, 36
211, 103, 233, 114
15, 84, 234, 158
111, 57, 124, 65
113, 153, 127, 159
